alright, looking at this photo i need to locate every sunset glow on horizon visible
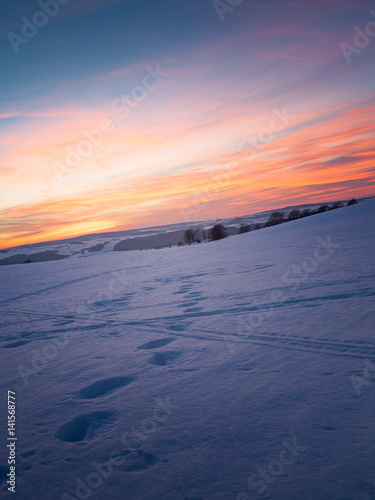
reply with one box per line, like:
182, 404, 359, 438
1, 0, 375, 249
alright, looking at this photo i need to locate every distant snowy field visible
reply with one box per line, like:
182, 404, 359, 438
1, 200, 375, 500
0, 201, 348, 263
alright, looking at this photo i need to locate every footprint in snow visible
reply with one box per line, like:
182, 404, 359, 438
137, 337, 176, 350
77, 376, 136, 399
54, 411, 117, 443
147, 351, 181, 366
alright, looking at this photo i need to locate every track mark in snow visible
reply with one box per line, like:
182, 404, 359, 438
137, 337, 176, 349
0, 269, 122, 305
180, 302, 199, 308
255, 264, 274, 270
168, 323, 191, 332
2, 340, 31, 348
79, 323, 108, 331
183, 306, 204, 313
128, 324, 375, 360
77, 377, 136, 399
130, 288, 375, 325
91, 292, 134, 310
147, 351, 181, 366
232, 331, 375, 355
54, 411, 116, 442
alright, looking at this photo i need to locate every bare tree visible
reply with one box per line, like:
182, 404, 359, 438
332, 202, 344, 209
265, 211, 285, 227
184, 229, 196, 245
239, 223, 251, 234
317, 205, 329, 213
347, 198, 358, 206
209, 224, 228, 241
288, 209, 301, 220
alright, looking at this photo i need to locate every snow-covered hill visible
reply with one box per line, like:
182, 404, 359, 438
0, 199, 375, 499
0, 200, 359, 265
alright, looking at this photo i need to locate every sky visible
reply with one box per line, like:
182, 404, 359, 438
1, 0, 375, 248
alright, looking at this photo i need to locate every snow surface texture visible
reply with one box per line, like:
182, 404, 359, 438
0, 200, 375, 500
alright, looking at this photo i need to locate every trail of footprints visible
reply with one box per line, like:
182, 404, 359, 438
54, 337, 182, 448
40, 281, 192, 463
54, 379, 133, 444
53, 284, 194, 447
173, 280, 206, 314
53, 377, 137, 443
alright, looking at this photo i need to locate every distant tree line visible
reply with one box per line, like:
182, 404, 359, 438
181, 224, 228, 246
179, 199, 359, 247
263, 199, 358, 227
